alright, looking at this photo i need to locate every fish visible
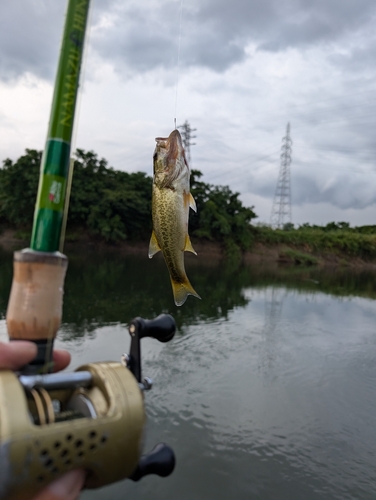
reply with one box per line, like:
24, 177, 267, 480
149, 129, 201, 306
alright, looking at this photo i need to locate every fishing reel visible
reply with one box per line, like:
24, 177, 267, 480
0, 314, 176, 500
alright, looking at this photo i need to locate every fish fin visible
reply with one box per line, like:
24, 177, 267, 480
189, 193, 197, 212
148, 231, 161, 258
171, 278, 201, 307
184, 234, 197, 255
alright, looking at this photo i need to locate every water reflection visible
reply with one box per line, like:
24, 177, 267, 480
1, 245, 376, 335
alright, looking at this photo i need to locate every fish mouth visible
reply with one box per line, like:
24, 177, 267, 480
155, 130, 185, 165
155, 130, 183, 148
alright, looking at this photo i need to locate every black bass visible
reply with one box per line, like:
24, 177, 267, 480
149, 129, 201, 306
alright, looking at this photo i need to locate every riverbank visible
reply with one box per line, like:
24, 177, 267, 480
1, 228, 376, 270
243, 242, 376, 269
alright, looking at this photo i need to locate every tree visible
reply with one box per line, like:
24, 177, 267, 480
190, 169, 257, 250
0, 148, 153, 241
68, 149, 152, 241
0, 149, 41, 226
0, 150, 257, 250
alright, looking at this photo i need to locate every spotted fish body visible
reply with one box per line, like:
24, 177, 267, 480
149, 129, 200, 306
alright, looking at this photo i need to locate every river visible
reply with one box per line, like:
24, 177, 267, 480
0, 245, 375, 499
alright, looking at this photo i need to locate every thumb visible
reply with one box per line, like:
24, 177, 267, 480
33, 470, 86, 500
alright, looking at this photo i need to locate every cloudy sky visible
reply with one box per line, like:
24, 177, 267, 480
1, 0, 376, 226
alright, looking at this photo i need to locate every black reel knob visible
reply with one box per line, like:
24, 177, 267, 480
129, 314, 176, 343
130, 443, 176, 482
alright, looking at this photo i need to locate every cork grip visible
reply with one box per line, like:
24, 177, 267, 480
6, 249, 68, 342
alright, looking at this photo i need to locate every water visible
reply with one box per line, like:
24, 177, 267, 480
0, 245, 376, 499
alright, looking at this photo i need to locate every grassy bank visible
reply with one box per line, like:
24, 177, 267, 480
2, 225, 376, 270
251, 226, 376, 264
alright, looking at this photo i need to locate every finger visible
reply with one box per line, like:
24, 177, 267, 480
52, 349, 71, 372
0, 341, 37, 370
33, 470, 86, 500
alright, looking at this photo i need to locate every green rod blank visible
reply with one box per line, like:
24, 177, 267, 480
31, 0, 90, 252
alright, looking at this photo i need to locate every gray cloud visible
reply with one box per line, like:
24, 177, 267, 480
0, 1, 65, 81
199, 0, 376, 51
93, 0, 376, 74
92, 1, 247, 75
292, 172, 376, 210
2, 0, 376, 81
258, 4, 374, 51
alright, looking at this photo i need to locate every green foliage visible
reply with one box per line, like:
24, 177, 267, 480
0, 149, 153, 242
0, 149, 41, 226
190, 169, 257, 251
255, 225, 376, 261
69, 150, 152, 241
351, 225, 376, 235
0, 150, 257, 249
295, 221, 376, 234
298, 221, 351, 232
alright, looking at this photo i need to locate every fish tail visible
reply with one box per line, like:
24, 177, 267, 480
171, 278, 201, 307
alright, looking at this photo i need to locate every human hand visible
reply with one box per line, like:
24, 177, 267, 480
0, 341, 70, 372
0, 341, 86, 500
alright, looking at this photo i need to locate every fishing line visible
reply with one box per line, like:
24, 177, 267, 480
174, 0, 184, 130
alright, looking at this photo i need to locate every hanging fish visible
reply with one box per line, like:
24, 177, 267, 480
149, 129, 201, 306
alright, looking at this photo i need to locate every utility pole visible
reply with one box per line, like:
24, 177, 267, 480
178, 120, 196, 165
270, 123, 292, 229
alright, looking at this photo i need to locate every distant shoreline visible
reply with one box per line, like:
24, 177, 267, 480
1, 228, 376, 270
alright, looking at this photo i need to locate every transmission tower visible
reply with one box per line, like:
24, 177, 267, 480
178, 120, 196, 165
270, 123, 292, 229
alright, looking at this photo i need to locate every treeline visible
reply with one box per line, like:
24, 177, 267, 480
254, 224, 376, 260
282, 221, 376, 234
2, 149, 375, 262
0, 149, 257, 252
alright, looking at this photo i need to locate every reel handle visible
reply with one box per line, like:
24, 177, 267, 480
128, 314, 176, 382
130, 443, 176, 482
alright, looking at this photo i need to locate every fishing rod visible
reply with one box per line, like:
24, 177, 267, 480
0, 1, 175, 498
6, 0, 89, 370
